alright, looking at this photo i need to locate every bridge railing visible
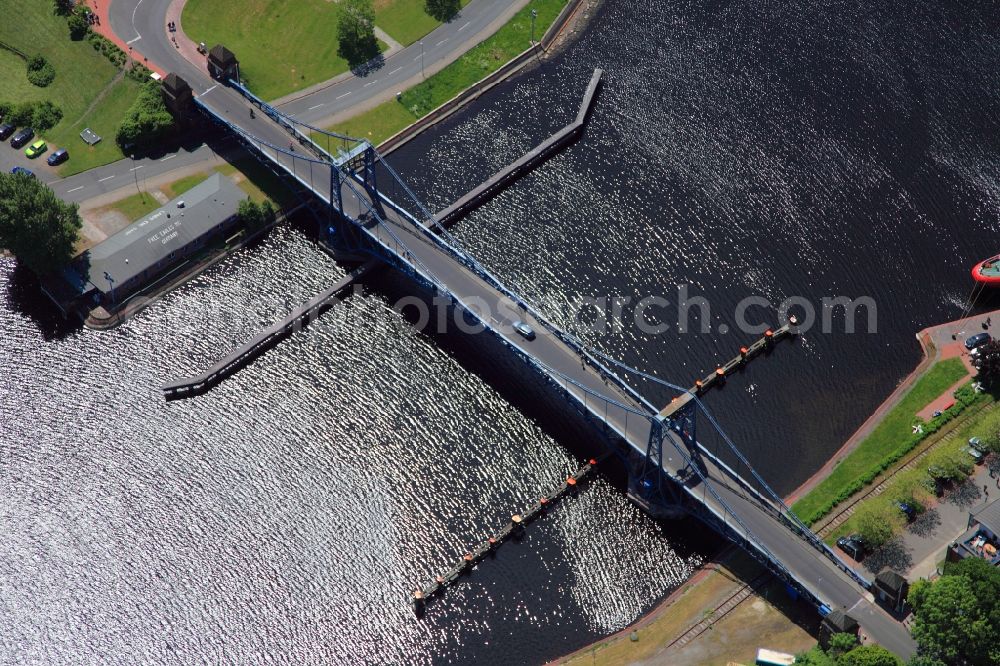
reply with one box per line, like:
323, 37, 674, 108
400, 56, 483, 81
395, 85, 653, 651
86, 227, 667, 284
226, 79, 367, 165
582, 350, 873, 591
347, 148, 661, 419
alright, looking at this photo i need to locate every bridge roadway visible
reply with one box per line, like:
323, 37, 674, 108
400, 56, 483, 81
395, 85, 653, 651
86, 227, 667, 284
181, 63, 914, 656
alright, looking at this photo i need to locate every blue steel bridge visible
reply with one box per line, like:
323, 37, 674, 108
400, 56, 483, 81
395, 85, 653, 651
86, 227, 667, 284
179, 68, 914, 657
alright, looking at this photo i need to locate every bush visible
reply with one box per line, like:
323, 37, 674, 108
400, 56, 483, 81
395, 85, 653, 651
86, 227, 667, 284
238, 199, 277, 229
426, 0, 461, 21
26, 54, 55, 87
52, 0, 74, 16
0, 100, 63, 131
116, 81, 175, 150
88, 32, 128, 68
31, 101, 63, 132
67, 12, 89, 40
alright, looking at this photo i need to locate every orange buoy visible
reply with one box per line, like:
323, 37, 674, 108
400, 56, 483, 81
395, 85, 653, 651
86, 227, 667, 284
715, 367, 725, 376
588, 458, 597, 465
414, 589, 424, 600
567, 476, 577, 486
540, 496, 549, 505
764, 328, 774, 338
739, 346, 749, 358
488, 536, 497, 545
512, 514, 522, 524
695, 379, 703, 388
464, 553, 473, 562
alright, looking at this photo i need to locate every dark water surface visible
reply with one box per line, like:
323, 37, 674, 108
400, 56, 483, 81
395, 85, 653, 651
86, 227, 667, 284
2, 1, 999, 664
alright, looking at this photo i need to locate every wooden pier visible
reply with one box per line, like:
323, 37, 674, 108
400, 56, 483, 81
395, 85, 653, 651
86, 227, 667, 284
660, 320, 797, 419
412, 457, 601, 612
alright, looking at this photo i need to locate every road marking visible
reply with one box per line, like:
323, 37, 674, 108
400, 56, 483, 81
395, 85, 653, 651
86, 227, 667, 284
201, 84, 218, 95
98, 175, 116, 182
336, 91, 352, 99
459, 22, 470, 31
66, 186, 84, 193
413, 54, 422, 61
436, 39, 448, 47
129, 165, 144, 171
159, 155, 177, 162
130, 0, 145, 42
388, 67, 402, 75
308, 103, 324, 110
363, 80, 378, 87
127, 36, 142, 45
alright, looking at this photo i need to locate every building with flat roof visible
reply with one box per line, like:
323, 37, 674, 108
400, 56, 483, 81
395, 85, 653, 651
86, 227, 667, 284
67, 173, 246, 309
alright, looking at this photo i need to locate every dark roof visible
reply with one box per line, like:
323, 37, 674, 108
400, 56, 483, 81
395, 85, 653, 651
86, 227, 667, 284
208, 44, 237, 66
162, 72, 191, 96
875, 569, 907, 593
823, 610, 859, 633
971, 497, 1000, 537
81, 173, 246, 294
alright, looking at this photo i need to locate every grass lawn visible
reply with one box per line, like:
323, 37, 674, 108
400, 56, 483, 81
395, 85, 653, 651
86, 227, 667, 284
106, 191, 159, 221
375, 0, 471, 47
792, 358, 969, 523
827, 397, 999, 544
162, 172, 210, 199
0, 0, 139, 175
183, 0, 388, 101
325, 0, 568, 144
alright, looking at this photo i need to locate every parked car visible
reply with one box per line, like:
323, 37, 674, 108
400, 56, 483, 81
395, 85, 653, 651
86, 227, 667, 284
836, 534, 866, 561
965, 445, 985, 465
965, 332, 991, 351
25, 139, 47, 158
894, 500, 917, 521
10, 166, 34, 178
0, 123, 14, 140
512, 320, 535, 340
969, 437, 988, 453
10, 127, 34, 148
46, 148, 68, 166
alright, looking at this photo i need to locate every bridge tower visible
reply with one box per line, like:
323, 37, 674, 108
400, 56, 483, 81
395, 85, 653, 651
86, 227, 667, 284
630, 393, 699, 519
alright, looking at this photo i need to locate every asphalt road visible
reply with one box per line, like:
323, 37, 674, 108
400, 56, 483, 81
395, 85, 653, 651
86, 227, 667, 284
111, 0, 531, 125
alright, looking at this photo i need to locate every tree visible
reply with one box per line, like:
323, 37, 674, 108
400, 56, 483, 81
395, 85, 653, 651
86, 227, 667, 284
904, 657, 946, 666
0, 173, 81, 275
976, 339, 1000, 387
425, 0, 460, 21
237, 199, 277, 229
908, 575, 995, 664
827, 632, 858, 658
116, 81, 175, 150
26, 54, 56, 87
52, 0, 73, 16
852, 500, 904, 549
67, 11, 89, 40
839, 645, 902, 666
337, 0, 378, 66
794, 646, 836, 665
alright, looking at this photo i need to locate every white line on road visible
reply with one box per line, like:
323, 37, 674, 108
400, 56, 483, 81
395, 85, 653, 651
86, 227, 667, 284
413, 54, 422, 61
130, 0, 145, 42
159, 155, 177, 162
388, 67, 401, 75
98, 175, 116, 182
129, 165, 144, 171
66, 186, 84, 193
201, 84, 218, 96
436, 39, 448, 46
127, 36, 142, 45
308, 103, 324, 110
459, 22, 470, 31
363, 80, 378, 87
336, 91, 352, 99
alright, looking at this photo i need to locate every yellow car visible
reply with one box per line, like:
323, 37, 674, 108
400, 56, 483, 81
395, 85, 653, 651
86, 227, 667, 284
25, 139, 47, 158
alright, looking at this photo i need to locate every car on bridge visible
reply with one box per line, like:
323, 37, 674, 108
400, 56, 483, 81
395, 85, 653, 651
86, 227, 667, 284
0, 123, 14, 140
10, 166, 34, 178
10, 127, 33, 148
47, 148, 68, 166
512, 320, 535, 340
25, 140, 47, 158
836, 533, 867, 561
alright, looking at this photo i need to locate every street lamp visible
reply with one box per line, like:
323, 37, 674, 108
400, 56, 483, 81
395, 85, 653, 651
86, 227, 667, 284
531, 9, 538, 45
104, 271, 116, 312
